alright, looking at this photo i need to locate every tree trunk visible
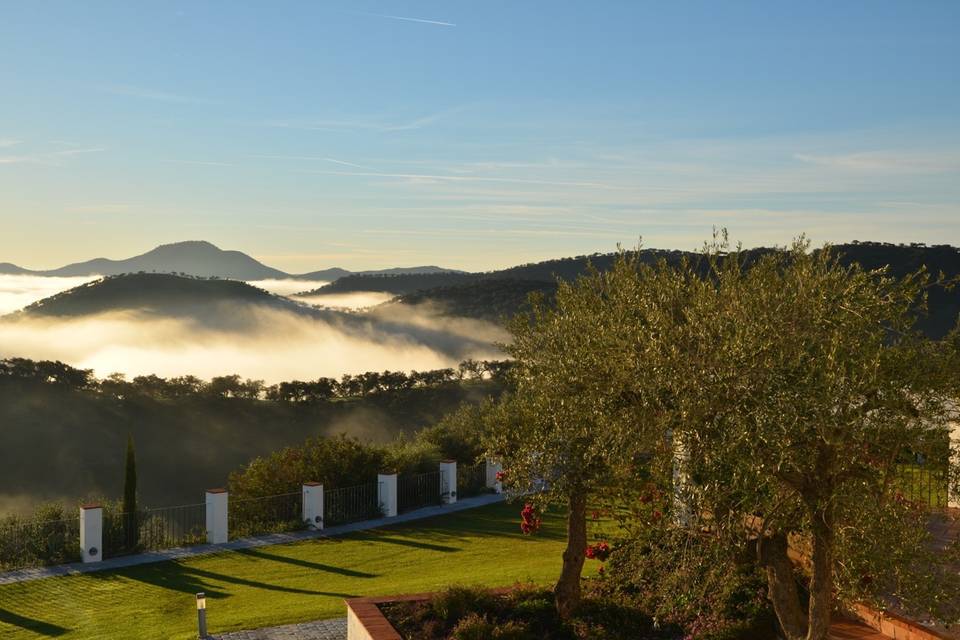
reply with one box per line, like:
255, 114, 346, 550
759, 532, 808, 640
807, 506, 835, 640
555, 490, 587, 619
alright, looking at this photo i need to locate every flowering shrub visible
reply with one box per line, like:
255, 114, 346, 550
589, 530, 777, 640
519, 503, 541, 535
585, 541, 611, 562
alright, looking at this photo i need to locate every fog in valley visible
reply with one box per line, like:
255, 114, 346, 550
0, 274, 506, 383
0, 274, 101, 315
246, 278, 330, 297
294, 290, 396, 310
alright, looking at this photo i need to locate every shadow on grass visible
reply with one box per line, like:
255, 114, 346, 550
91, 559, 359, 600
0, 609, 68, 636
351, 532, 460, 552
365, 502, 567, 544
234, 547, 378, 578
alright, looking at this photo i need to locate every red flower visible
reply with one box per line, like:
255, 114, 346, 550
652, 510, 662, 521
585, 541, 611, 562
520, 503, 541, 535
597, 565, 605, 576
495, 470, 506, 482
591, 510, 600, 520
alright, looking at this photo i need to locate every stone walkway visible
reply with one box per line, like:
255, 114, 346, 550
0, 493, 505, 585
213, 617, 347, 640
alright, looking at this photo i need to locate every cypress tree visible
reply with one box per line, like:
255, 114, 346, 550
122, 434, 139, 550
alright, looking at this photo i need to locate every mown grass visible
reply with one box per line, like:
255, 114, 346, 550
0, 502, 601, 639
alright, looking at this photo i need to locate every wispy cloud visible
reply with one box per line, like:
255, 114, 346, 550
163, 159, 234, 166
0, 145, 103, 166
354, 12, 455, 27
260, 108, 460, 134
305, 169, 619, 189
101, 84, 212, 104
794, 151, 960, 174
0, 139, 21, 148
247, 154, 367, 169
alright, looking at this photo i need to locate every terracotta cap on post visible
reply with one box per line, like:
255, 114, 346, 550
303, 481, 322, 487
206, 488, 227, 494
80, 503, 102, 510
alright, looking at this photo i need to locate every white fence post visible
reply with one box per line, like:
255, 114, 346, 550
485, 459, 503, 494
440, 460, 457, 504
205, 488, 228, 544
303, 482, 324, 530
378, 473, 398, 518
672, 430, 694, 527
79, 504, 103, 563
950, 420, 960, 510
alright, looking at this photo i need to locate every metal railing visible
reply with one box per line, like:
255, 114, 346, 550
324, 482, 381, 527
398, 471, 442, 514
0, 515, 81, 571
229, 492, 303, 540
103, 502, 209, 558
895, 463, 949, 510
457, 462, 488, 499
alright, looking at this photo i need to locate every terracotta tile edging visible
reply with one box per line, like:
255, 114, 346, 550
850, 603, 954, 640
345, 588, 515, 640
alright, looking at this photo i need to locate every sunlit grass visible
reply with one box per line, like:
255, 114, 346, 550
0, 502, 602, 639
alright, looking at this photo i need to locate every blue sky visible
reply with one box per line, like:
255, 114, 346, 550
1, 1, 958, 272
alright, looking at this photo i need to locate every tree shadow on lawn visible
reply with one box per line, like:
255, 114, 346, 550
349, 531, 460, 552
233, 547, 378, 578
0, 609, 68, 637
374, 503, 567, 545
90, 558, 361, 601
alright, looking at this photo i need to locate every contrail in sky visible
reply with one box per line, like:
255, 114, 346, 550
361, 12, 456, 27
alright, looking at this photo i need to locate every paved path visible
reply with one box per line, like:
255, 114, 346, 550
213, 617, 347, 640
0, 493, 505, 585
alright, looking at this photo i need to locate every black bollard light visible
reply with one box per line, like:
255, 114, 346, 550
196, 592, 208, 639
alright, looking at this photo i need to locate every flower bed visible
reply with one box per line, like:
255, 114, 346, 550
357, 585, 682, 640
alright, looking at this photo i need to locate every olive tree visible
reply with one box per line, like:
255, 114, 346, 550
484, 254, 686, 618
655, 239, 960, 640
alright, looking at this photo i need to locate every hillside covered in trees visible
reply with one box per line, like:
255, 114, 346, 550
383, 242, 960, 338
0, 358, 509, 512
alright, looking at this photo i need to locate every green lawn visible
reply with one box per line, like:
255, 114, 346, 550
0, 502, 594, 640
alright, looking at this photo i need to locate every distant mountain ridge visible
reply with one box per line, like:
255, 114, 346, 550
0, 241, 463, 281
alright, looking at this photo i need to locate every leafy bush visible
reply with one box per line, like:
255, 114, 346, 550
451, 613, 534, 640
591, 529, 777, 640
381, 585, 673, 640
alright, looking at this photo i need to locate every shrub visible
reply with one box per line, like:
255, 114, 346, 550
451, 613, 534, 640
593, 529, 777, 640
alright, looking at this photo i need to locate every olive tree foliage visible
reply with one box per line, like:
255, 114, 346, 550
484, 253, 689, 619
650, 238, 960, 640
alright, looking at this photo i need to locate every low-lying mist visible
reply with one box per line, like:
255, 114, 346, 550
0, 303, 507, 382
294, 291, 396, 310
246, 278, 330, 297
0, 274, 101, 315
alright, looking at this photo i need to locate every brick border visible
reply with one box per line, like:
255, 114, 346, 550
345, 588, 514, 640
850, 604, 953, 640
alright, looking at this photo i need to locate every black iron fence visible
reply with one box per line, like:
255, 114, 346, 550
457, 462, 488, 499
398, 471, 442, 514
0, 515, 81, 571
229, 492, 303, 540
324, 482, 381, 527
0, 461, 491, 571
103, 502, 208, 558
895, 463, 949, 510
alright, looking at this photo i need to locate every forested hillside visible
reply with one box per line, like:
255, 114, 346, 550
386, 243, 960, 338
0, 358, 507, 512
